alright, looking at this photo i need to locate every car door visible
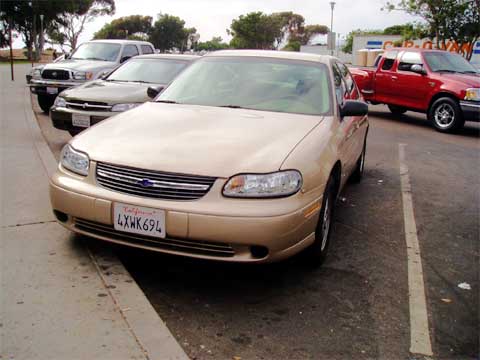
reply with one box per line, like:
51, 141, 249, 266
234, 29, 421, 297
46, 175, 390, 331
374, 50, 400, 104
393, 51, 431, 110
332, 63, 357, 180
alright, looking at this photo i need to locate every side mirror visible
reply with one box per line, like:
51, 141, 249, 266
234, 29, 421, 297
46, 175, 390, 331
411, 64, 426, 75
120, 56, 131, 63
147, 85, 164, 99
340, 100, 368, 117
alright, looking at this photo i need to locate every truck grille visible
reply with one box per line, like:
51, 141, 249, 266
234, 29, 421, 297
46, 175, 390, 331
74, 218, 235, 257
42, 69, 70, 80
96, 162, 216, 200
66, 100, 112, 112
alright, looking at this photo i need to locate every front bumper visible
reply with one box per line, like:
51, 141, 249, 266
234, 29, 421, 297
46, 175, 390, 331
29, 79, 83, 96
50, 163, 322, 263
51, 106, 112, 132
460, 101, 480, 122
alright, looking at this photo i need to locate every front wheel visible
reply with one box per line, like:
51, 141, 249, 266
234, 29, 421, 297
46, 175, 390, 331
388, 104, 407, 115
428, 97, 464, 133
37, 94, 55, 113
305, 176, 336, 265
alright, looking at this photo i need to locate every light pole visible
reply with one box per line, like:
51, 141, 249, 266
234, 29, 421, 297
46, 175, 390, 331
330, 1, 336, 55
39, 14, 44, 61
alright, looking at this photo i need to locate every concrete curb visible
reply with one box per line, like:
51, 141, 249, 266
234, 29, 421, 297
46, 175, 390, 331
25, 90, 189, 360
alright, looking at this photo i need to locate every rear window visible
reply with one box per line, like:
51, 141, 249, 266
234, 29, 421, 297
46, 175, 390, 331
381, 51, 398, 71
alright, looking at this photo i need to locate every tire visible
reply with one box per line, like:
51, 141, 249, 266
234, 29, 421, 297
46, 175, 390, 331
388, 104, 407, 115
350, 135, 367, 183
428, 97, 464, 133
37, 94, 55, 113
305, 175, 337, 265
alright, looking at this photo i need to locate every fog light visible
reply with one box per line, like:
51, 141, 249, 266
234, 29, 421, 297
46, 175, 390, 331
250, 246, 269, 259
53, 210, 68, 223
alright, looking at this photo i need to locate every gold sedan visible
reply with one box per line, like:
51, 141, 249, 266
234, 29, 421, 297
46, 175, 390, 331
50, 50, 368, 264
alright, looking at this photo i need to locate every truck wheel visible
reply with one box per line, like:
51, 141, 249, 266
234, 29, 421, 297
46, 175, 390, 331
428, 97, 464, 133
305, 175, 337, 266
37, 95, 55, 113
388, 105, 407, 115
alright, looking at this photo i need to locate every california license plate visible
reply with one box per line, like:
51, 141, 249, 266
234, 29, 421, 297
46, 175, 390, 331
72, 113, 90, 128
113, 203, 166, 238
46, 87, 58, 94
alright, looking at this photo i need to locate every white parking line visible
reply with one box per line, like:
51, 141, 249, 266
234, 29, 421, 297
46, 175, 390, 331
399, 143, 433, 356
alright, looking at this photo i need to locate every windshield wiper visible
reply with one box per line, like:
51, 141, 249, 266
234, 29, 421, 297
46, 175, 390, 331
219, 105, 247, 109
85, 57, 107, 61
460, 70, 479, 74
435, 69, 458, 73
156, 100, 178, 104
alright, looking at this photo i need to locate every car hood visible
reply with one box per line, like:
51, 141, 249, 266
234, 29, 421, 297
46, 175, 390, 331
71, 102, 323, 178
437, 72, 480, 87
61, 80, 158, 104
42, 59, 117, 73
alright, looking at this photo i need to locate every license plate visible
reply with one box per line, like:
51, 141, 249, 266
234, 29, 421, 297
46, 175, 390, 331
46, 87, 58, 94
113, 203, 166, 238
72, 113, 90, 128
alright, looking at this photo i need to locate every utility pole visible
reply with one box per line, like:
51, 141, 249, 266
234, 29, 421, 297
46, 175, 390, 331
9, 17, 14, 81
39, 14, 44, 61
330, 1, 336, 56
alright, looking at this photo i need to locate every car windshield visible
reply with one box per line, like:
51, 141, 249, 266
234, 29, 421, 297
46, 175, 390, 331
107, 58, 190, 84
157, 56, 332, 116
71, 43, 121, 62
424, 52, 479, 74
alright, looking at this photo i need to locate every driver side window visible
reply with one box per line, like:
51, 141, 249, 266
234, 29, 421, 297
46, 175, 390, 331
398, 52, 423, 72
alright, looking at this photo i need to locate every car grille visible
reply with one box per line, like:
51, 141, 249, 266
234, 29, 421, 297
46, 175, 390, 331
74, 218, 235, 257
42, 69, 70, 80
96, 162, 216, 200
66, 100, 112, 112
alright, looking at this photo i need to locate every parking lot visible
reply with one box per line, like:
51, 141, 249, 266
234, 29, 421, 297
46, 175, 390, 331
31, 82, 479, 360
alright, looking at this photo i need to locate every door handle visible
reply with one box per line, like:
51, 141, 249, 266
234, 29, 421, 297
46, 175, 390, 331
391, 76, 398, 81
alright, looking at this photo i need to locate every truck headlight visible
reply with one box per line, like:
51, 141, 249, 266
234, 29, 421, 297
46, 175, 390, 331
60, 144, 90, 176
465, 88, 480, 101
54, 96, 66, 108
32, 68, 42, 79
223, 170, 302, 198
111, 103, 141, 112
73, 71, 93, 80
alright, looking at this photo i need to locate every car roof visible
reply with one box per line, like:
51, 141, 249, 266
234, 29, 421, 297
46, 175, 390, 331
205, 50, 332, 64
87, 39, 153, 45
134, 54, 200, 61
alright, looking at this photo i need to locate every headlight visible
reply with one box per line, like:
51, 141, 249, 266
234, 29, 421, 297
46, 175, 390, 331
32, 68, 42, 79
223, 170, 302, 198
111, 103, 141, 112
465, 88, 480, 101
54, 96, 66, 108
60, 144, 90, 176
73, 71, 93, 80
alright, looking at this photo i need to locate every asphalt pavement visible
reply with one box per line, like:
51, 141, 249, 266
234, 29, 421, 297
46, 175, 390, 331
30, 69, 480, 360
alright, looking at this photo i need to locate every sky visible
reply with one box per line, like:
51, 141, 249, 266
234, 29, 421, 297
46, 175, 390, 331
13, 0, 418, 48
